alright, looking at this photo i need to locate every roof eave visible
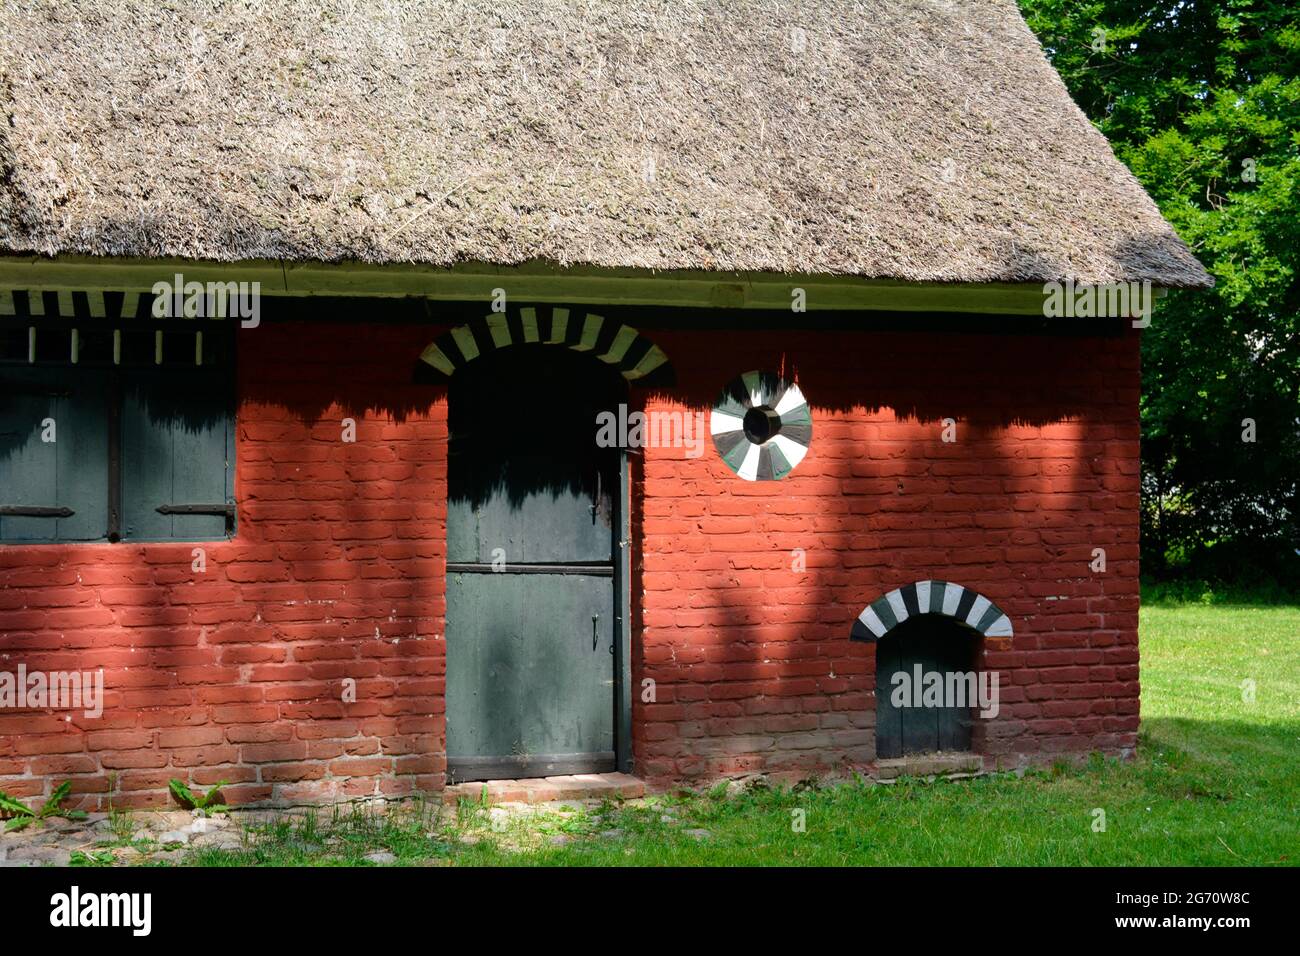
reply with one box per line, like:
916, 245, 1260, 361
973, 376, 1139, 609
0, 253, 1191, 316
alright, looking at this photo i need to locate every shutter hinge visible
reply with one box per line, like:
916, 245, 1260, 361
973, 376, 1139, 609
0, 505, 74, 517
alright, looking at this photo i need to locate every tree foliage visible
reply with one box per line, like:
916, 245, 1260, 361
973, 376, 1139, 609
1020, 0, 1299, 584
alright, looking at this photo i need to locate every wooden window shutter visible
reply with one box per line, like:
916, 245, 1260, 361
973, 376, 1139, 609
120, 371, 234, 541
0, 367, 110, 541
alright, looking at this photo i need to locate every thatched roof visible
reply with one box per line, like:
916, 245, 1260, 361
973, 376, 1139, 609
0, 0, 1210, 288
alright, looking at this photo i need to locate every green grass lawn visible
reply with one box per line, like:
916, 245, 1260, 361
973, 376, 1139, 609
131, 602, 1300, 866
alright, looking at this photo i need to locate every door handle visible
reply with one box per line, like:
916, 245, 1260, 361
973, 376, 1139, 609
592, 614, 599, 651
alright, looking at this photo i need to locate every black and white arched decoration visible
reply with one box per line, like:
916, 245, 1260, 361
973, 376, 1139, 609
709, 370, 812, 480
849, 580, 1013, 641
419, 306, 670, 382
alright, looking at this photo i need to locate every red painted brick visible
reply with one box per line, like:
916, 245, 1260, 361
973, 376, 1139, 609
0, 323, 1141, 804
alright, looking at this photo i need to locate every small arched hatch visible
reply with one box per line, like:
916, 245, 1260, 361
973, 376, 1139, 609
849, 580, 1013, 643
853, 581, 1010, 759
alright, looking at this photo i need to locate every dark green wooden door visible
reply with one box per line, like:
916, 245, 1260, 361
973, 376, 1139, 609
446, 347, 623, 781
875, 617, 974, 758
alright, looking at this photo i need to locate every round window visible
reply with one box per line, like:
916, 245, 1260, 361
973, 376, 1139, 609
709, 371, 812, 480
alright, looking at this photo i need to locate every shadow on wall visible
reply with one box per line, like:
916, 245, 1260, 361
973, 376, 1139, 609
623, 311, 1136, 779
641, 320, 1128, 427
0, 294, 1139, 797
446, 346, 627, 510
0, 366, 232, 466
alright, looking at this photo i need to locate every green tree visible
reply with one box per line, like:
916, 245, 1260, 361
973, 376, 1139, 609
1021, 0, 1300, 585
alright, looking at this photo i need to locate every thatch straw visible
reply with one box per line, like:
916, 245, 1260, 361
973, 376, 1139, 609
0, 0, 1211, 287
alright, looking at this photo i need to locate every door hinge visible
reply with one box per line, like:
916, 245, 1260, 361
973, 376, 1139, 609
0, 505, 74, 517
157, 502, 235, 532
156, 503, 235, 516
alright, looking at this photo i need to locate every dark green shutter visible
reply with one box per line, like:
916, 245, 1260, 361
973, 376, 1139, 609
0, 367, 109, 542
121, 372, 233, 541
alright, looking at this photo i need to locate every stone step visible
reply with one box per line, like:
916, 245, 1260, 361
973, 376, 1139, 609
876, 753, 985, 780
442, 772, 646, 806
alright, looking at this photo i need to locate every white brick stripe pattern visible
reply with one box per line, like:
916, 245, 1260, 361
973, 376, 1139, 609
850, 580, 1013, 642
420, 307, 669, 383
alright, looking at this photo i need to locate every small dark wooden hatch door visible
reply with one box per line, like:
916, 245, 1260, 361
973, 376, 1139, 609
875, 616, 974, 758
445, 347, 622, 782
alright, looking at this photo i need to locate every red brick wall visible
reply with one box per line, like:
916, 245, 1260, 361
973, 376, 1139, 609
633, 326, 1141, 784
0, 322, 447, 809
0, 317, 1140, 806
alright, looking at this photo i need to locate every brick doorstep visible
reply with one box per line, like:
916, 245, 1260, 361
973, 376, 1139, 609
441, 772, 646, 806
875, 753, 985, 781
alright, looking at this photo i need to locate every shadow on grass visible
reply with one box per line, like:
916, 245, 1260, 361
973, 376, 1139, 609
132, 716, 1298, 868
